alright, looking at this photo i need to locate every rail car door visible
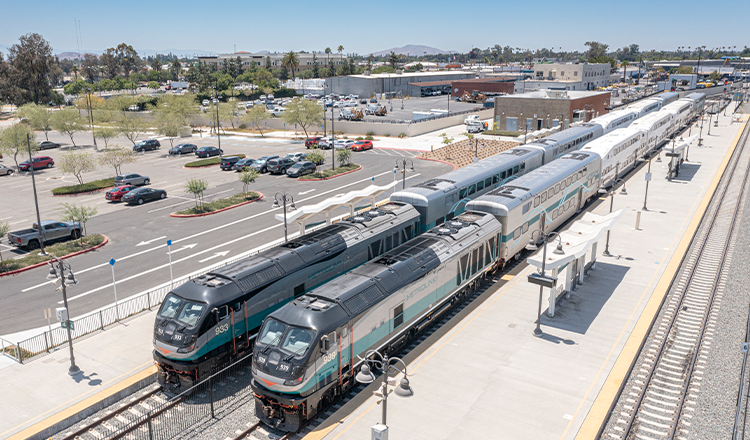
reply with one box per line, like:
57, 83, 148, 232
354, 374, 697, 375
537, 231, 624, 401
337, 325, 353, 388
576, 188, 584, 211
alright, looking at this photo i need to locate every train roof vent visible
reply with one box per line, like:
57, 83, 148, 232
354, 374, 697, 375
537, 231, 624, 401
346, 214, 372, 223
445, 219, 468, 229
365, 209, 384, 218
562, 152, 589, 161
502, 148, 531, 156
456, 212, 484, 223
432, 226, 458, 236
236, 265, 282, 291
415, 178, 456, 191
487, 185, 530, 199
374, 202, 402, 212
341, 285, 383, 315
195, 274, 229, 288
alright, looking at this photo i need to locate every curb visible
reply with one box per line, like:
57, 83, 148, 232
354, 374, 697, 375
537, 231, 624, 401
416, 157, 457, 171
52, 187, 114, 197
170, 193, 264, 218
183, 163, 219, 169
298, 165, 362, 181
0, 235, 109, 277
373, 147, 425, 152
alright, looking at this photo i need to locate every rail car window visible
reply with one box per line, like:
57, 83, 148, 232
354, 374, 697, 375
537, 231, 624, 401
567, 177, 572, 186
541, 192, 547, 203
555, 184, 560, 193
485, 177, 492, 187
294, 283, 305, 296
477, 180, 484, 191
551, 210, 558, 220
514, 226, 522, 240
507, 168, 513, 177
534, 196, 540, 207
523, 222, 529, 233
547, 189, 554, 199
520, 162, 526, 172
522, 202, 531, 214
468, 185, 476, 196
393, 304, 404, 329
281, 327, 315, 357
500, 171, 506, 180
493, 174, 500, 184
513, 165, 519, 174
459, 188, 467, 198
258, 318, 286, 345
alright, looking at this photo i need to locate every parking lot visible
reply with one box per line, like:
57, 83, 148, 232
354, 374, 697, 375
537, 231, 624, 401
324, 94, 483, 123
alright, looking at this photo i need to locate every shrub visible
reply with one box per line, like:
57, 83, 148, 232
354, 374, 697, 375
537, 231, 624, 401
299, 163, 359, 180
356, 136, 364, 140
398, 133, 406, 138
384, 133, 391, 137
51, 178, 116, 195
365, 135, 374, 141
336, 130, 344, 135
174, 192, 260, 215
184, 154, 245, 168
366, 131, 374, 136
239, 123, 247, 129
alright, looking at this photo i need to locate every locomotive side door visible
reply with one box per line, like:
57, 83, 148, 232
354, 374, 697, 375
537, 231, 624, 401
337, 325, 353, 387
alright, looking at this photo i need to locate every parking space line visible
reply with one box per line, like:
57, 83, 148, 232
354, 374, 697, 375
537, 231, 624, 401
147, 200, 192, 213
8, 219, 28, 225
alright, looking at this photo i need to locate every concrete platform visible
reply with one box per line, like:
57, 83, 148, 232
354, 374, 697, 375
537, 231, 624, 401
303, 113, 748, 440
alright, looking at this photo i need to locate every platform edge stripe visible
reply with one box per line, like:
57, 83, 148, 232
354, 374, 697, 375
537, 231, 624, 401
573, 115, 749, 440
5, 364, 157, 440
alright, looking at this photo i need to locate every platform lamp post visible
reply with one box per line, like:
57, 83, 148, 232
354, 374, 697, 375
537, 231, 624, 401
643, 152, 653, 211
272, 192, 296, 243
46, 258, 81, 376
525, 230, 565, 337
394, 159, 414, 190
355, 349, 414, 431
601, 165, 626, 257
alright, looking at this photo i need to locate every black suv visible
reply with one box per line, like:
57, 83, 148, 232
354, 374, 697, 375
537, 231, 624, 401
133, 139, 161, 152
266, 157, 294, 174
220, 156, 242, 170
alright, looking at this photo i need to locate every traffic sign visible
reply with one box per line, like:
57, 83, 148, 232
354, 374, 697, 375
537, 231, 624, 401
167, 240, 172, 246
61, 320, 75, 331
109, 258, 116, 266
645, 173, 652, 182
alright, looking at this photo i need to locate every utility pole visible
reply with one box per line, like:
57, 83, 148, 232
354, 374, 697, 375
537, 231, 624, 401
27, 134, 46, 254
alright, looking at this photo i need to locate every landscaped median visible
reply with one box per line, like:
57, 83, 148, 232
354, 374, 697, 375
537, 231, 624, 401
51, 178, 115, 196
298, 164, 361, 181
184, 154, 246, 168
171, 191, 262, 217
0, 234, 107, 275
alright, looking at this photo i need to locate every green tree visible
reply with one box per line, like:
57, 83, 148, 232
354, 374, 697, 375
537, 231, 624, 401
312, 53, 319, 78
58, 151, 97, 185
325, 47, 331, 64
147, 81, 160, 90
17, 103, 52, 140
307, 149, 325, 173
327, 60, 337, 77
238, 169, 259, 194
50, 108, 84, 148
98, 145, 138, 175
242, 105, 271, 137
388, 51, 399, 68
336, 147, 352, 166
150, 58, 162, 72
0, 222, 9, 262
6, 33, 55, 104
282, 97, 323, 138
94, 126, 119, 149
153, 94, 197, 126
156, 113, 183, 147
282, 51, 300, 80
622, 60, 630, 82
116, 113, 149, 145
0, 123, 38, 170
708, 70, 721, 82
58, 203, 97, 241
185, 178, 209, 209
265, 56, 272, 71
584, 41, 609, 59
675, 66, 694, 74
169, 58, 182, 80
338, 45, 344, 64
439, 133, 454, 146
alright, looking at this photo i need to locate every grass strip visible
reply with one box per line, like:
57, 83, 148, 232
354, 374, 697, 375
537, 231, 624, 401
175, 191, 260, 215
298, 164, 359, 180
0, 234, 105, 274
184, 154, 246, 168
51, 178, 115, 195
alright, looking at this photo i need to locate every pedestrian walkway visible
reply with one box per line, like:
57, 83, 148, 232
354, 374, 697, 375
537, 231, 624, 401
302, 114, 748, 440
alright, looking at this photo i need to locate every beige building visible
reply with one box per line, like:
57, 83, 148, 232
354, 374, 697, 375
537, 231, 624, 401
198, 52, 348, 75
531, 63, 611, 91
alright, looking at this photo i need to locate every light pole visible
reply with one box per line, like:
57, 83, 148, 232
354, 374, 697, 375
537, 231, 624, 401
26, 134, 47, 254
643, 153, 653, 211
394, 159, 414, 190
602, 170, 625, 257
355, 349, 414, 429
213, 82, 223, 158
273, 192, 296, 242
525, 230, 565, 337
46, 258, 81, 376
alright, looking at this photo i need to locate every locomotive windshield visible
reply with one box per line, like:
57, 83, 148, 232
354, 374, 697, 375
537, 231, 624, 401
258, 318, 315, 358
158, 293, 206, 328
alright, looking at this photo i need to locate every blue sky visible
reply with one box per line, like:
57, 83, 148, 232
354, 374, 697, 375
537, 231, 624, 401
1, 0, 747, 57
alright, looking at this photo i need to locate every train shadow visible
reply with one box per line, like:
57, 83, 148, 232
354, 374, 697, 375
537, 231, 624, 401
540, 261, 630, 335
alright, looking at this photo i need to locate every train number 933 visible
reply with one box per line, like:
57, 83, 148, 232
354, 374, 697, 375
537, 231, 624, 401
215, 324, 230, 335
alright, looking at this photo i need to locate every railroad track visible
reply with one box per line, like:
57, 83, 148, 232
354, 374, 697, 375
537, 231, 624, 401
60, 385, 172, 440
601, 121, 750, 439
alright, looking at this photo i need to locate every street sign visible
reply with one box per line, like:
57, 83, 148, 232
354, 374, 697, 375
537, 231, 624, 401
109, 258, 116, 266
527, 272, 557, 288
167, 240, 172, 246
645, 173, 652, 182
56, 307, 68, 322
61, 320, 75, 331
533, 113, 537, 118
44, 308, 52, 320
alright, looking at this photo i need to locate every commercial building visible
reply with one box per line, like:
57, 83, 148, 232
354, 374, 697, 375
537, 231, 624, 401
197, 52, 347, 76
449, 78, 515, 98
325, 71, 474, 98
525, 62, 612, 91
494, 89, 611, 131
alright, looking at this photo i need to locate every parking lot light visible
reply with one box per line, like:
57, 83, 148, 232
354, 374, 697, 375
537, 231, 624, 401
273, 192, 296, 242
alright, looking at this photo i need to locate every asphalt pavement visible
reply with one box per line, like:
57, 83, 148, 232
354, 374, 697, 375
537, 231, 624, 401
0, 134, 451, 335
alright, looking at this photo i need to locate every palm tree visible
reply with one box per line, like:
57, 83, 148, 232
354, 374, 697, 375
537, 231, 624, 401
282, 51, 300, 80
622, 60, 630, 82
388, 51, 399, 68
71, 65, 79, 81
325, 47, 331, 64
338, 45, 344, 65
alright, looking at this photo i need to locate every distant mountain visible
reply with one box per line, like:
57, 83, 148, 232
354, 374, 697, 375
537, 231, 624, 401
369, 45, 457, 57
57, 52, 88, 60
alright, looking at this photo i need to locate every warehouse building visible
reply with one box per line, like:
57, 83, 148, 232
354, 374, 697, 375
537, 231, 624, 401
494, 89, 611, 131
198, 52, 347, 76
325, 71, 475, 98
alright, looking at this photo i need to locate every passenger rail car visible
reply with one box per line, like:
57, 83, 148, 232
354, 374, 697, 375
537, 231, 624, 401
652, 91, 679, 107
627, 98, 662, 118
391, 148, 543, 231
589, 110, 637, 134
466, 151, 601, 264
153, 202, 420, 389
683, 92, 706, 115
523, 123, 603, 164
661, 100, 694, 129
628, 111, 676, 155
251, 211, 503, 432
581, 128, 645, 188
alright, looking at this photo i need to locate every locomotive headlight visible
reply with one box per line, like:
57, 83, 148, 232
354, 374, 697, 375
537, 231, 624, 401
284, 368, 305, 386
177, 344, 195, 353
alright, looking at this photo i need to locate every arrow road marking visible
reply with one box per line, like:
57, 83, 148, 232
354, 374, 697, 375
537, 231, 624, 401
198, 251, 229, 263
169, 244, 197, 254
298, 189, 316, 195
137, 236, 167, 247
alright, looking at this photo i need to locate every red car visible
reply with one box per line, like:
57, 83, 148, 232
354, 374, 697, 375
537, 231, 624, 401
305, 137, 322, 148
351, 140, 373, 151
19, 156, 54, 171
105, 185, 137, 202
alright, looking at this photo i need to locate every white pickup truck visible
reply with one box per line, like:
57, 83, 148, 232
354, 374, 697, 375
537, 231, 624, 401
464, 115, 481, 125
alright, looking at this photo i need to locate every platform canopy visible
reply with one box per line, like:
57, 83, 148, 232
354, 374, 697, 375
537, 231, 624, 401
527, 209, 623, 271
275, 181, 398, 234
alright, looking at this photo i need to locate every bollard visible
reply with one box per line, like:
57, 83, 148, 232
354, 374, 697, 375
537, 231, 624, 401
636, 211, 641, 230
209, 377, 215, 418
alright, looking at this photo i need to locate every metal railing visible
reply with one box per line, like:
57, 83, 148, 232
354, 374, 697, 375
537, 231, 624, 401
354, 106, 487, 125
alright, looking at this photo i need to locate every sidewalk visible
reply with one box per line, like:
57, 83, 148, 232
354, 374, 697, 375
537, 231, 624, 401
302, 114, 747, 440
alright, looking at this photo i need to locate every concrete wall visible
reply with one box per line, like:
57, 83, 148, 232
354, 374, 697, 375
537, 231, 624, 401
451, 81, 514, 97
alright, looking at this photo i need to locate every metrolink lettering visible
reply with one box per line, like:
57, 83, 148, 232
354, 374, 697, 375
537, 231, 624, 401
405, 276, 436, 301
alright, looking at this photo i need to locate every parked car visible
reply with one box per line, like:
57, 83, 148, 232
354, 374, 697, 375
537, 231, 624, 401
133, 139, 160, 152
270, 108, 285, 116
359, 99, 368, 104
19, 156, 54, 171
266, 157, 294, 174
105, 185, 137, 202
195, 146, 223, 158
250, 155, 279, 173
370, 98, 378, 103
8, 220, 82, 250
466, 122, 488, 133
220, 156, 243, 170
39, 141, 61, 150
285, 152, 308, 162
169, 143, 198, 155
122, 187, 167, 205
0, 164, 13, 176
286, 161, 317, 178
128, 105, 140, 111
351, 140, 374, 151
334, 139, 355, 149
318, 137, 334, 149
232, 158, 256, 171
114, 173, 150, 186
305, 137, 323, 148
202, 99, 210, 106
